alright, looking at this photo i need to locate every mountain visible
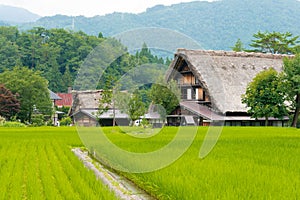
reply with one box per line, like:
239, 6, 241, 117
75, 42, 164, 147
0, 5, 40, 23
20, 0, 300, 50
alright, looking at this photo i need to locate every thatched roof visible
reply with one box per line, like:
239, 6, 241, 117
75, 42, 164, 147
167, 49, 293, 114
71, 90, 103, 114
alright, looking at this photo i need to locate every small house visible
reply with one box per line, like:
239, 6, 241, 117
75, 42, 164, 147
70, 90, 131, 126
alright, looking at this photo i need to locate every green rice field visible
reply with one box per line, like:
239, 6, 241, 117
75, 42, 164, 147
0, 127, 117, 200
0, 126, 300, 199
101, 127, 300, 199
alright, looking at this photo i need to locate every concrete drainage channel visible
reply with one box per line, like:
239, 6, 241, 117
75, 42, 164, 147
72, 148, 155, 200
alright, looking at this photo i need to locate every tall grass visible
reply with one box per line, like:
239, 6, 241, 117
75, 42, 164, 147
0, 127, 117, 200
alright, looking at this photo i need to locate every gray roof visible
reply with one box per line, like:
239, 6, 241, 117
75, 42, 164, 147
49, 89, 62, 100
72, 109, 129, 119
73, 108, 162, 120
181, 101, 288, 121
167, 49, 293, 114
180, 101, 224, 120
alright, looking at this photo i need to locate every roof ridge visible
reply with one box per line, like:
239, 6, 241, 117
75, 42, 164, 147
176, 49, 294, 59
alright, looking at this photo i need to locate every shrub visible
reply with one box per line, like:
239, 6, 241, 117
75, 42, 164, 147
2, 121, 26, 127
60, 117, 72, 126
31, 114, 45, 127
140, 118, 150, 128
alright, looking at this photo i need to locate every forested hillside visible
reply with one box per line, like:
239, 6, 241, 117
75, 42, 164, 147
20, 0, 300, 50
0, 27, 167, 92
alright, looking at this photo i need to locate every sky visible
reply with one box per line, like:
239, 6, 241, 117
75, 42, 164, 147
0, 0, 214, 17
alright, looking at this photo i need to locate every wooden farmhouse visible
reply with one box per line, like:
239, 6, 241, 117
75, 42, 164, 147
166, 49, 291, 126
70, 90, 162, 127
70, 90, 131, 127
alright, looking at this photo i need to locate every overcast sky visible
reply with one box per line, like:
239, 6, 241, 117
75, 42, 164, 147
0, 0, 215, 17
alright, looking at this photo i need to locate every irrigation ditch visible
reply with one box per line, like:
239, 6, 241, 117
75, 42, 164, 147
72, 148, 155, 200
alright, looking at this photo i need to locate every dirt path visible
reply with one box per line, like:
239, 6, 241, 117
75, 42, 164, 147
72, 148, 155, 200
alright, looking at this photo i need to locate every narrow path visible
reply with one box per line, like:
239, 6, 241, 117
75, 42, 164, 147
72, 148, 155, 200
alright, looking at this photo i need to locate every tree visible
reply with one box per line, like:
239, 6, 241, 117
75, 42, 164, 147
0, 36, 21, 72
249, 31, 299, 54
283, 54, 300, 127
150, 76, 180, 119
62, 65, 73, 92
241, 68, 287, 126
0, 84, 20, 120
127, 93, 146, 125
97, 89, 113, 125
231, 38, 244, 52
0, 67, 52, 122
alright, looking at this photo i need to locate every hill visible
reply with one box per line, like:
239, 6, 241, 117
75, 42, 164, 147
19, 0, 300, 50
0, 5, 40, 23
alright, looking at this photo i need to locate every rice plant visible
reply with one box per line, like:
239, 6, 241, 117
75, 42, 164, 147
101, 127, 300, 199
0, 127, 117, 200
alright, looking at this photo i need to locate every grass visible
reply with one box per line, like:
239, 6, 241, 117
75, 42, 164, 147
94, 126, 300, 199
0, 127, 117, 200
1, 126, 299, 199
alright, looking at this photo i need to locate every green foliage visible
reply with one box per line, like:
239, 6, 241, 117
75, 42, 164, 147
0, 26, 105, 92
1, 121, 26, 127
0, 27, 168, 93
249, 31, 299, 54
150, 76, 180, 118
98, 90, 112, 116
60, 117, 72, 126
231, 38, 244, 52
0, 28, 21, 71
140, 117, 150, 128
242, 68, 287, 125
127, 94, 146, 124
116, 91, 147, 125
283, 54, 300, 127
30, 114, 45, 127
56, 106, 71, 118
114, 91, 131, 113
0, 66, 52, 123
97, 43, 168, 90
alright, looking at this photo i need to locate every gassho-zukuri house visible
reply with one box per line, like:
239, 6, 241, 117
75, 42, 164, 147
70, 90, 162, 127
70, 90, 130, 127
165, 49, 291, 127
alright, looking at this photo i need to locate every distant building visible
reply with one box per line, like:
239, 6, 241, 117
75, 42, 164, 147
70, 90, 162, 127
49, 89, 62, 126
55, 93, 73, 108
55, 87, 73, 108
70, 90, 131, 127
166, 49, 291, 126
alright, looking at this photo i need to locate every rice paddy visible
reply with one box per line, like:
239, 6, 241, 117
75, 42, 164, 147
0, 126, 299, 199
0, 127, 117, 200
98, 127, 300, 199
